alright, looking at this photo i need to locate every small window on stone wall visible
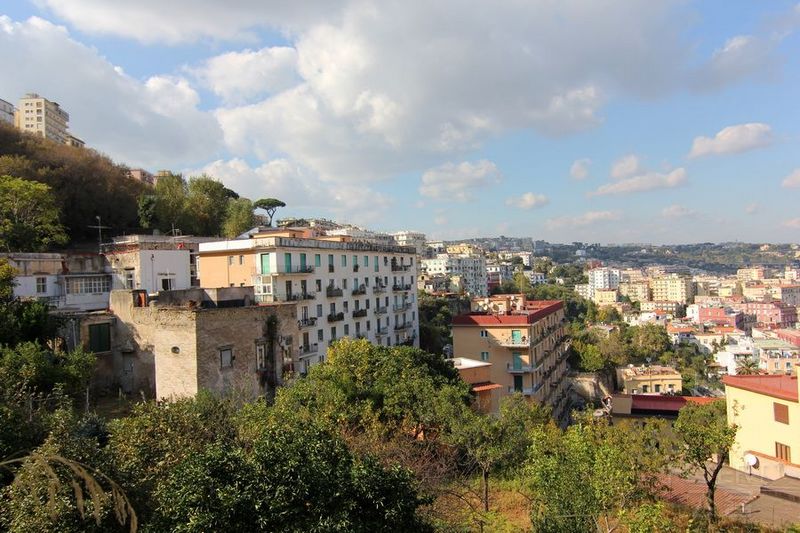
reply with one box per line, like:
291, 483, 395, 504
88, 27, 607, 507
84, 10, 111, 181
219, 347, 234, 368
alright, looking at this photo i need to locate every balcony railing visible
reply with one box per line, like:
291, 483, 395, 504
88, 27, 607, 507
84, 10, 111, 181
297, 317, 317, 328
355, 333, 367, 339
352, 285, 367, 296
376, 327, 389, 336
326, 287, 343, 298
508, 386, 535, 396
393, 302, 412, 312
394, 322, 412, 331
392, 284, 412, 291
284, 292, 316, 301
506, 362, 533, 373
375, 306, 388, 315
352, 309, 368, 318
327, 312, 344, 322
300, 343, 318, 355
373, 285, 387, 293
497, 336, 530, 348
391, 264, 411, 272
283, 265, 314, 274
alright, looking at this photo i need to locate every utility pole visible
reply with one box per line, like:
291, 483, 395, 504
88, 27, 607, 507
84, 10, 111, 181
87, 216, 111, 254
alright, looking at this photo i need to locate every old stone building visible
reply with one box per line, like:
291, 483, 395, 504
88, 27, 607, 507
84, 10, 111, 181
108, 287, 298, 399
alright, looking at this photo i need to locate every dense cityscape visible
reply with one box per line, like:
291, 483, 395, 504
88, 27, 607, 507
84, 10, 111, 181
2, 2, 800, 532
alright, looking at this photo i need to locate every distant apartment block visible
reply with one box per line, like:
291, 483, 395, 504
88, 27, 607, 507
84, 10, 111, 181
737, 267, 768, 282
128, 168, 156, 186
593, 288, 619, 306
452, 295, 570, 421
390, 231, 427, 256
616, 365, 682, 395
730, 301, 798, 328
0, 98, 14, 124
197, 227, 418, 372
619, 281, 651, 303
14, 93, 71, 144
421, 252, 488, 297
649, 273, 695, 305
588, 267, 620, 292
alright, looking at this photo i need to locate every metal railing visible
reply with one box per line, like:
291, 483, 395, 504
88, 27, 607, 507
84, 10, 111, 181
284, 265, 314, 274
506, 362, 533, 373
297, 317, 317, 328
326, 287, 343, 297
375, 306, 388, 315
327, 312, 344, 322
352, 309, 368, 318
300, 343, 318, 355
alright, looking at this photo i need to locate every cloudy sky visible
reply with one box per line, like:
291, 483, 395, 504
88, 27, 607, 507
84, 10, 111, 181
2, 1, 799, 243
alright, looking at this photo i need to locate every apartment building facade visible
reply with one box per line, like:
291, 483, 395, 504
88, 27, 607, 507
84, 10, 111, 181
390, 231, 427, 256
451, 296, 570, 421
197, 228, 418, 371
421, 253, 488, 296
14, 93, 70, 144
616, 365, 682, 395
649, 274, 695, 304
0, 98, 14, 124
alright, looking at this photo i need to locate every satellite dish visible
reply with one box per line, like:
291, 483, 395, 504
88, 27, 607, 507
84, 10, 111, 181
744, 454, 759, 467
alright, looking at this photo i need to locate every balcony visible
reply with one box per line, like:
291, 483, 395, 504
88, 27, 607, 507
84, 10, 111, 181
327, 312, 344, 323
326, 287, 343, 298
352, 309, 368, 318
355, 333, 367, 339
391, 264, 411, 272
300, 343, 318, 355
373, 285, 387, 294
284, 292, 316, 301
375, 326, 389, 336
297, 317, 317, 328
283, 265, 315, 275
506, 362, 533, 373
507, 386, 535, 396
497, 336, 530, 348
394, 322, 412, 331
375, 306, 388, 315
352, 285, 367, 296
393, 302, 412, 312
392, 283, 412, 291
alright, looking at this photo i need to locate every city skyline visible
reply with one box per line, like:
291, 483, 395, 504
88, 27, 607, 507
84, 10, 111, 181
1, 1, 799, 243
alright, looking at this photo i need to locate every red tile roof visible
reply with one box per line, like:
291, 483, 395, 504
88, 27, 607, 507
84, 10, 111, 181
452, 300, 563, 326
627, 394, 719, 413
722, 374, 798, 402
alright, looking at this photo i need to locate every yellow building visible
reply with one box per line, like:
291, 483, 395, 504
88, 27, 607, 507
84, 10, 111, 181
593, 288, 619, 306
619, 281, 651, 303
616, 365, 682, 395
723, 371, 800, 480
452, 296, 570, 421
649, 274, 695, 304
451, 357, 502, 413
14, 93, 71, 144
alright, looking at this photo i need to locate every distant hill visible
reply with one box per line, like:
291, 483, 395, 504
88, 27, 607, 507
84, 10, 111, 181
0, 122, 147, 244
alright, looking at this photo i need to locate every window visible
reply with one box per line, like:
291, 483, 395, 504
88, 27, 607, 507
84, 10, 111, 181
124, 269, 135, 289
88, 323, 111, 352
642, 385, 649, 393
513, 375, 523, 392
219, 347, 234, 368
480, 351, 489, 361
353, 255, 358, 266
480, 330, 488, 338
374, 256, 379, 272
364, 255, 369, 266
315, 254, 321, 267
776, 442, 792, 463
66, 276, 110, 294
341, 255, 347, 267
161, 278, 174, 291
316, 304, 323, 317
256, 342, 267, 369
330, 327, 337, 339
35, 277, 46, 294
239, 255, 244, 265
317, 329, 324, 341
655, 384, 661, 393
774, 402, 790, 424
316, 279, 322, 292
328, 254, 334, 266
343, 301, 349, 312
344, 324, 350, 335
228, 256, 234, 265
329, 303, 336, 314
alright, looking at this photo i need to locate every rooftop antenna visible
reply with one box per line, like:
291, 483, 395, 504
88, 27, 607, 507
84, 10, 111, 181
88, 215, 111, 254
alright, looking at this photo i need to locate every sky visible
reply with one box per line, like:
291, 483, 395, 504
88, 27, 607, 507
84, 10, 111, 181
1, 1, 799, 244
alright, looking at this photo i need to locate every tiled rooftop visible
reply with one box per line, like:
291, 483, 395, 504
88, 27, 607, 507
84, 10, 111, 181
723, 374, 798, 402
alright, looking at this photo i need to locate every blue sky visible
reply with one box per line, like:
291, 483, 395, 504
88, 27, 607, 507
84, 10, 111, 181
1, 1, 798, 243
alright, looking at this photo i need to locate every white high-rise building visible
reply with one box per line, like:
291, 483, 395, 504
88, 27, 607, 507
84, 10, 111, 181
390, 231, 427, 256
421, 253, 488, 296
14, 93, 70, 144
588, 267, 620, 292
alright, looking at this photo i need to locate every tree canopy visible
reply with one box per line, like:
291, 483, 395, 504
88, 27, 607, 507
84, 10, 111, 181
0, 174, 67, 252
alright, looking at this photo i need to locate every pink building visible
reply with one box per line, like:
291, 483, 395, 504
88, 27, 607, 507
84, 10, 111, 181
730, 301, 798, 328
697, 306, 745, 329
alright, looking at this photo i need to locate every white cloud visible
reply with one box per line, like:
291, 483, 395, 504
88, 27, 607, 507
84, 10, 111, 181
661, 204, 696, 218
189, 47, 299, 104
781, 168, 800, 188
688, 123, 773, 158
546, 210, 621, 229
693, 35, 778, 90
744, 203, 759, 215
610, 154, 642, 180
0, 16, 221, 168
783, 218, 800, 229
570, 158, 591, 180
589, 168, 686, 196
419, 160, 501, 202
506, 192, 549, 210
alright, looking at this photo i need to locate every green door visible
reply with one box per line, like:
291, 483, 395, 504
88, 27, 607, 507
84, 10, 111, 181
511, 330, 522, 344
513, 375, 523, 392
300, 253, 307, 270
512, 352, 522, 370
260, 254, 270, 274
284, 253, 292, 272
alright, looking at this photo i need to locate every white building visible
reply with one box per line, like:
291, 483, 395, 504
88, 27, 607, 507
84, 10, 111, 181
390, 231, 427, 256
486, 262, 515, 286
421, 253, 488, 296
497, 251, 533, 267
196, 228, 419, 371
0, 98, 14, 124
106, 249, 192, 294
588, 267, 620, 292
524, 271, 547, 285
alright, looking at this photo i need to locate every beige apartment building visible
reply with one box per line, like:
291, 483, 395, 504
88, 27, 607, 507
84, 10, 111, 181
593, 288, 619, 306
452, 295, 570, 421
197, 227, 418, 372
14, 93, 70, 144
619, 281, 651, 303
616, 365, 682, 395
649, 274, 695, 304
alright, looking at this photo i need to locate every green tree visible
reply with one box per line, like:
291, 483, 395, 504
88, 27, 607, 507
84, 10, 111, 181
674, 401, 737, 523
735, 357, 760, 375
185, 175, 229, 236
152, 173, 188, 233
596, 306, 622, 324
221, 197, 255, 238
628, 323, 671, 362
253, 198, 286, 227
0, 174, 67, 252
137, 194, 156, 229
0, 258, 16, 301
